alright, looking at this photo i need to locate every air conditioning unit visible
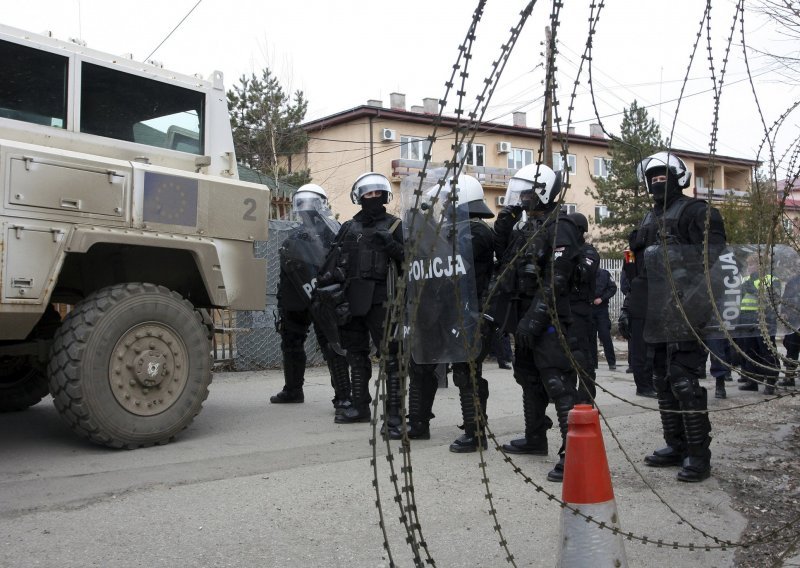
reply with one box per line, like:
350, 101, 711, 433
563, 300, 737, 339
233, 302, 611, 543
496, 196, 507, 206
496, 141, 512, 154
381, 128, 396, 142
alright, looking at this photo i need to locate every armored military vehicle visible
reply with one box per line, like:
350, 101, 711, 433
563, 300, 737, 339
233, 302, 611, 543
0, 25, 269, 448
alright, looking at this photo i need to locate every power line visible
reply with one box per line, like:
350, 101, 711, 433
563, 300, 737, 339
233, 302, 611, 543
145, 0, 203, 62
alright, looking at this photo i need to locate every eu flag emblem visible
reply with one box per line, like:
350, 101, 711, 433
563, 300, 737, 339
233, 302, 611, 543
143, 172, 198, 227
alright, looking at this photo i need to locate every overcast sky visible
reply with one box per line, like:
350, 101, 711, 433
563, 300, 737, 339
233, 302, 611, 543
3, 0, 798, 178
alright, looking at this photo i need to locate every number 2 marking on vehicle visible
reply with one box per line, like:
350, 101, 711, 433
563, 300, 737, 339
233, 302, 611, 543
243, 198, 257, 221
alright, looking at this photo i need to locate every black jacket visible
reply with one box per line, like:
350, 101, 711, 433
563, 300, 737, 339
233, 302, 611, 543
594, 268, 617, 308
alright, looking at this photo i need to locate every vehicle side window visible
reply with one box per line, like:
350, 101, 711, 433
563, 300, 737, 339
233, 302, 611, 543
80, 62, 205, 154
0, 39, 68, 128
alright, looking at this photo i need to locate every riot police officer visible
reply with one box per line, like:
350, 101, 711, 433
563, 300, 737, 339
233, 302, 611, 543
625, 152, 727, 482
271, 184, 351, 410
389, 174, 495, 447
493, 164, 582, 482
447, 175, 496, 452
566, 212, 600, 403
320, 173, 404, 425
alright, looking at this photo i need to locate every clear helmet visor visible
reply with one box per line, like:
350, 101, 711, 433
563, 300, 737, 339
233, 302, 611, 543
503, 177, 543, 208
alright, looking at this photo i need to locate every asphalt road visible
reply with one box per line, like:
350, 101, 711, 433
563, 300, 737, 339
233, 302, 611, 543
1, 356, 753, 568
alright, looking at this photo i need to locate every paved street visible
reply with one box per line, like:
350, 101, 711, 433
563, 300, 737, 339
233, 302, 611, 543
0, 346, 770, 567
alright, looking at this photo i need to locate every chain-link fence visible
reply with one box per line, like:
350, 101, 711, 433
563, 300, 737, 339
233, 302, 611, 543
225, 239, 625, 370
233, 220, 326, 371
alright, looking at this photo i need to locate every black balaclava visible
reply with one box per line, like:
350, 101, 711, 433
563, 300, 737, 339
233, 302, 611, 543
647, 166, 682, 214
360, 193, 387, 225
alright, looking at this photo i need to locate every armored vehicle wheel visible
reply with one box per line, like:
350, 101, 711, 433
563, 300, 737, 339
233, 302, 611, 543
48, 283, 213, 449
0, 356, 49, 412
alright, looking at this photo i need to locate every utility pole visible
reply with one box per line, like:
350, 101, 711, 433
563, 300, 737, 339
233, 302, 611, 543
544, 25, 553, 168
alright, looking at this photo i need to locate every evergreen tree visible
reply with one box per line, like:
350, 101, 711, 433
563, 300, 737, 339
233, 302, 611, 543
717, 174, 790, 245
586, 100, 665, 255
227, 69, 311, 188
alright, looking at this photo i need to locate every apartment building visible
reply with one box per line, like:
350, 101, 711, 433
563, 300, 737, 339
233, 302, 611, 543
288, 92, 756, 244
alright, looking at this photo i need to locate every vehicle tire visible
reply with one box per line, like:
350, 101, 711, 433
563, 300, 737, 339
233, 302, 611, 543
0, 357, 49, 412
0, 306, 62, 412
48, 283, 213, 449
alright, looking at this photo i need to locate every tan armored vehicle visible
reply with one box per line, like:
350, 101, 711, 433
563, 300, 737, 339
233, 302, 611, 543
0, 25, 269, 448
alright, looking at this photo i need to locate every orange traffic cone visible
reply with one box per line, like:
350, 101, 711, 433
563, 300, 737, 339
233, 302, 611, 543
557, 404, 628, 567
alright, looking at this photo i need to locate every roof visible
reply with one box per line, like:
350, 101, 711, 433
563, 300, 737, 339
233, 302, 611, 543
301, 105, 759, 167
236, 165, 295, 199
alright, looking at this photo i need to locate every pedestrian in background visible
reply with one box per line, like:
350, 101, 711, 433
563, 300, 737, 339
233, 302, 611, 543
593, 265, 618, 371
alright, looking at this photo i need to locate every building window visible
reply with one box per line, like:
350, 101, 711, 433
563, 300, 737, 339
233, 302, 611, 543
561, 203, 577, 214
695, 176, 705, 189
401, 136, 431, 160
553, 152, 577, 174
593, 157, 611, 178
508, 148, 534, 170
461, 142, 485, 167
783, 216, 795, 235
595, 204, 610, 223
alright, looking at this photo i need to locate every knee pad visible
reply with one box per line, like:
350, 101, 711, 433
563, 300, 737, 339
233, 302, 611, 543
543, 373, 568, 400
671, 375, 701, 403
653, 373, 669, 393
451, 363, 470, 389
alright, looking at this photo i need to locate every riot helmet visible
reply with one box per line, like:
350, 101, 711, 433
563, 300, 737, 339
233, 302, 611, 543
504, 164, 562, 212
636, 152, 691, 198
567, 212, 589, 234
291, 183, 339, 236
292, 184, 328, 212
350, 172, 393, 205
435, 174, 495, 219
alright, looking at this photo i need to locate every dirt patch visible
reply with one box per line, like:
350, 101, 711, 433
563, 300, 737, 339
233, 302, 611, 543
712, 392, 800, 566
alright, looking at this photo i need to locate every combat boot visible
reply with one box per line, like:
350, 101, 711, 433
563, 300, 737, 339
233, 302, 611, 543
335, 361, 371, 424
676, 387, 712, 482
270, 388, 304, 403
501, 385, 550, 455
390, 421, 431, 440
714, 377, 726, 399
777, 375, 796, 387
271, 354, 305, 403
644, 446, 684, 467
738, 379, 758, 391
763, 378, 776, 396
449, 433, 487, 453
327, 347, 351, 415
546, 454, 565, 482
645, 391, 685, 467
502, 435, 548, 455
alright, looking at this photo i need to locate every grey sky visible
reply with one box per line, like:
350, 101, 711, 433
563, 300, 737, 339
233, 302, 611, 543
3, 0, 797, 177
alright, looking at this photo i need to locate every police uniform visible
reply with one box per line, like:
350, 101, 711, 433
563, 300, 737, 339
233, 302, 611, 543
628, 153, 726, 483
736, 271, 781, 394
330, 206, 404, 424
568, 241, 600, 403
272, 218, 351, 408
494, 205, 582, 480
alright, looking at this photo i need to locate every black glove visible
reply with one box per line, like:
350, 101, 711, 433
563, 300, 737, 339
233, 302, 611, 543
516, 298, 550, 349
373, 230, 394, 250
374, 230, 404, 262
618, 309, 631, 340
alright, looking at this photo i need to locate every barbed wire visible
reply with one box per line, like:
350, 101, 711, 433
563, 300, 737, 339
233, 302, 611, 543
346, 1, 800, 565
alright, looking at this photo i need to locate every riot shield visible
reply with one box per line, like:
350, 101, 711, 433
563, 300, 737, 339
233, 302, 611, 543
643, 244, 800, 342
279, 197, 341, 309
401, 169, 481, 363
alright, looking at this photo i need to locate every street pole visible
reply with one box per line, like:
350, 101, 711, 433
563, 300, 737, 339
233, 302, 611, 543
544, 25, 553, 168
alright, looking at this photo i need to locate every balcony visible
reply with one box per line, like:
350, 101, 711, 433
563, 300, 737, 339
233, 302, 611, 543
391, 159, 515, 188
693, 187, 748, 201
